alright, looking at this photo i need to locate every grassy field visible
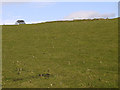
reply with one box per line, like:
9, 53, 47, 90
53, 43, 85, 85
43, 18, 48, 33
2, 19, 118, 88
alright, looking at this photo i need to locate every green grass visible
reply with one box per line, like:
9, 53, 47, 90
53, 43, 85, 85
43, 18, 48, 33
2, 19, 118, 88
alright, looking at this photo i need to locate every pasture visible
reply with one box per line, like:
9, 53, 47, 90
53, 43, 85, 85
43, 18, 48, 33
2, 19, 118, 88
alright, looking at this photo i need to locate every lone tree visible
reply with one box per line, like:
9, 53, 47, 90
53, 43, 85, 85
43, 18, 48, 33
15, 20, 26, 25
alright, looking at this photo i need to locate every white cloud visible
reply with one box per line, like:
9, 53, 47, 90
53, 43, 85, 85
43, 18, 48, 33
64, 11, 116, 20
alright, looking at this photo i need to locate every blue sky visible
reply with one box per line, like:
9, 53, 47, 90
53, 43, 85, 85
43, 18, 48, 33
2, 2, 118, 24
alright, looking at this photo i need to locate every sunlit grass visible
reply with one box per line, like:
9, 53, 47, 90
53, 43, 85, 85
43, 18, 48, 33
2, 18, 118, 88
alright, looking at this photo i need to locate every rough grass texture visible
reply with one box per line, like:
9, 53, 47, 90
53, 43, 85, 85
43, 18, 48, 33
2, 19, 118, 88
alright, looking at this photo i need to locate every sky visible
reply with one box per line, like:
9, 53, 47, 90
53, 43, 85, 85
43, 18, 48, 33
1, 2, 118, 25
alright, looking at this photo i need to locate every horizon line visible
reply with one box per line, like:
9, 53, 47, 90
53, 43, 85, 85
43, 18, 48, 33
1, 17, 118, 25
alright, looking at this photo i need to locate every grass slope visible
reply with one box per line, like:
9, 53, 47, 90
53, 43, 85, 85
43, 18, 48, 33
2, 19, 118, 88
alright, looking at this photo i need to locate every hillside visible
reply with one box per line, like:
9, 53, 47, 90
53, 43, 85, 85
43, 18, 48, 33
2, 19, 118, 88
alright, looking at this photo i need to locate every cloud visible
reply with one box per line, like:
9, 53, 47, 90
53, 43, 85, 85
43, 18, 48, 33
64, 11, 116, 20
